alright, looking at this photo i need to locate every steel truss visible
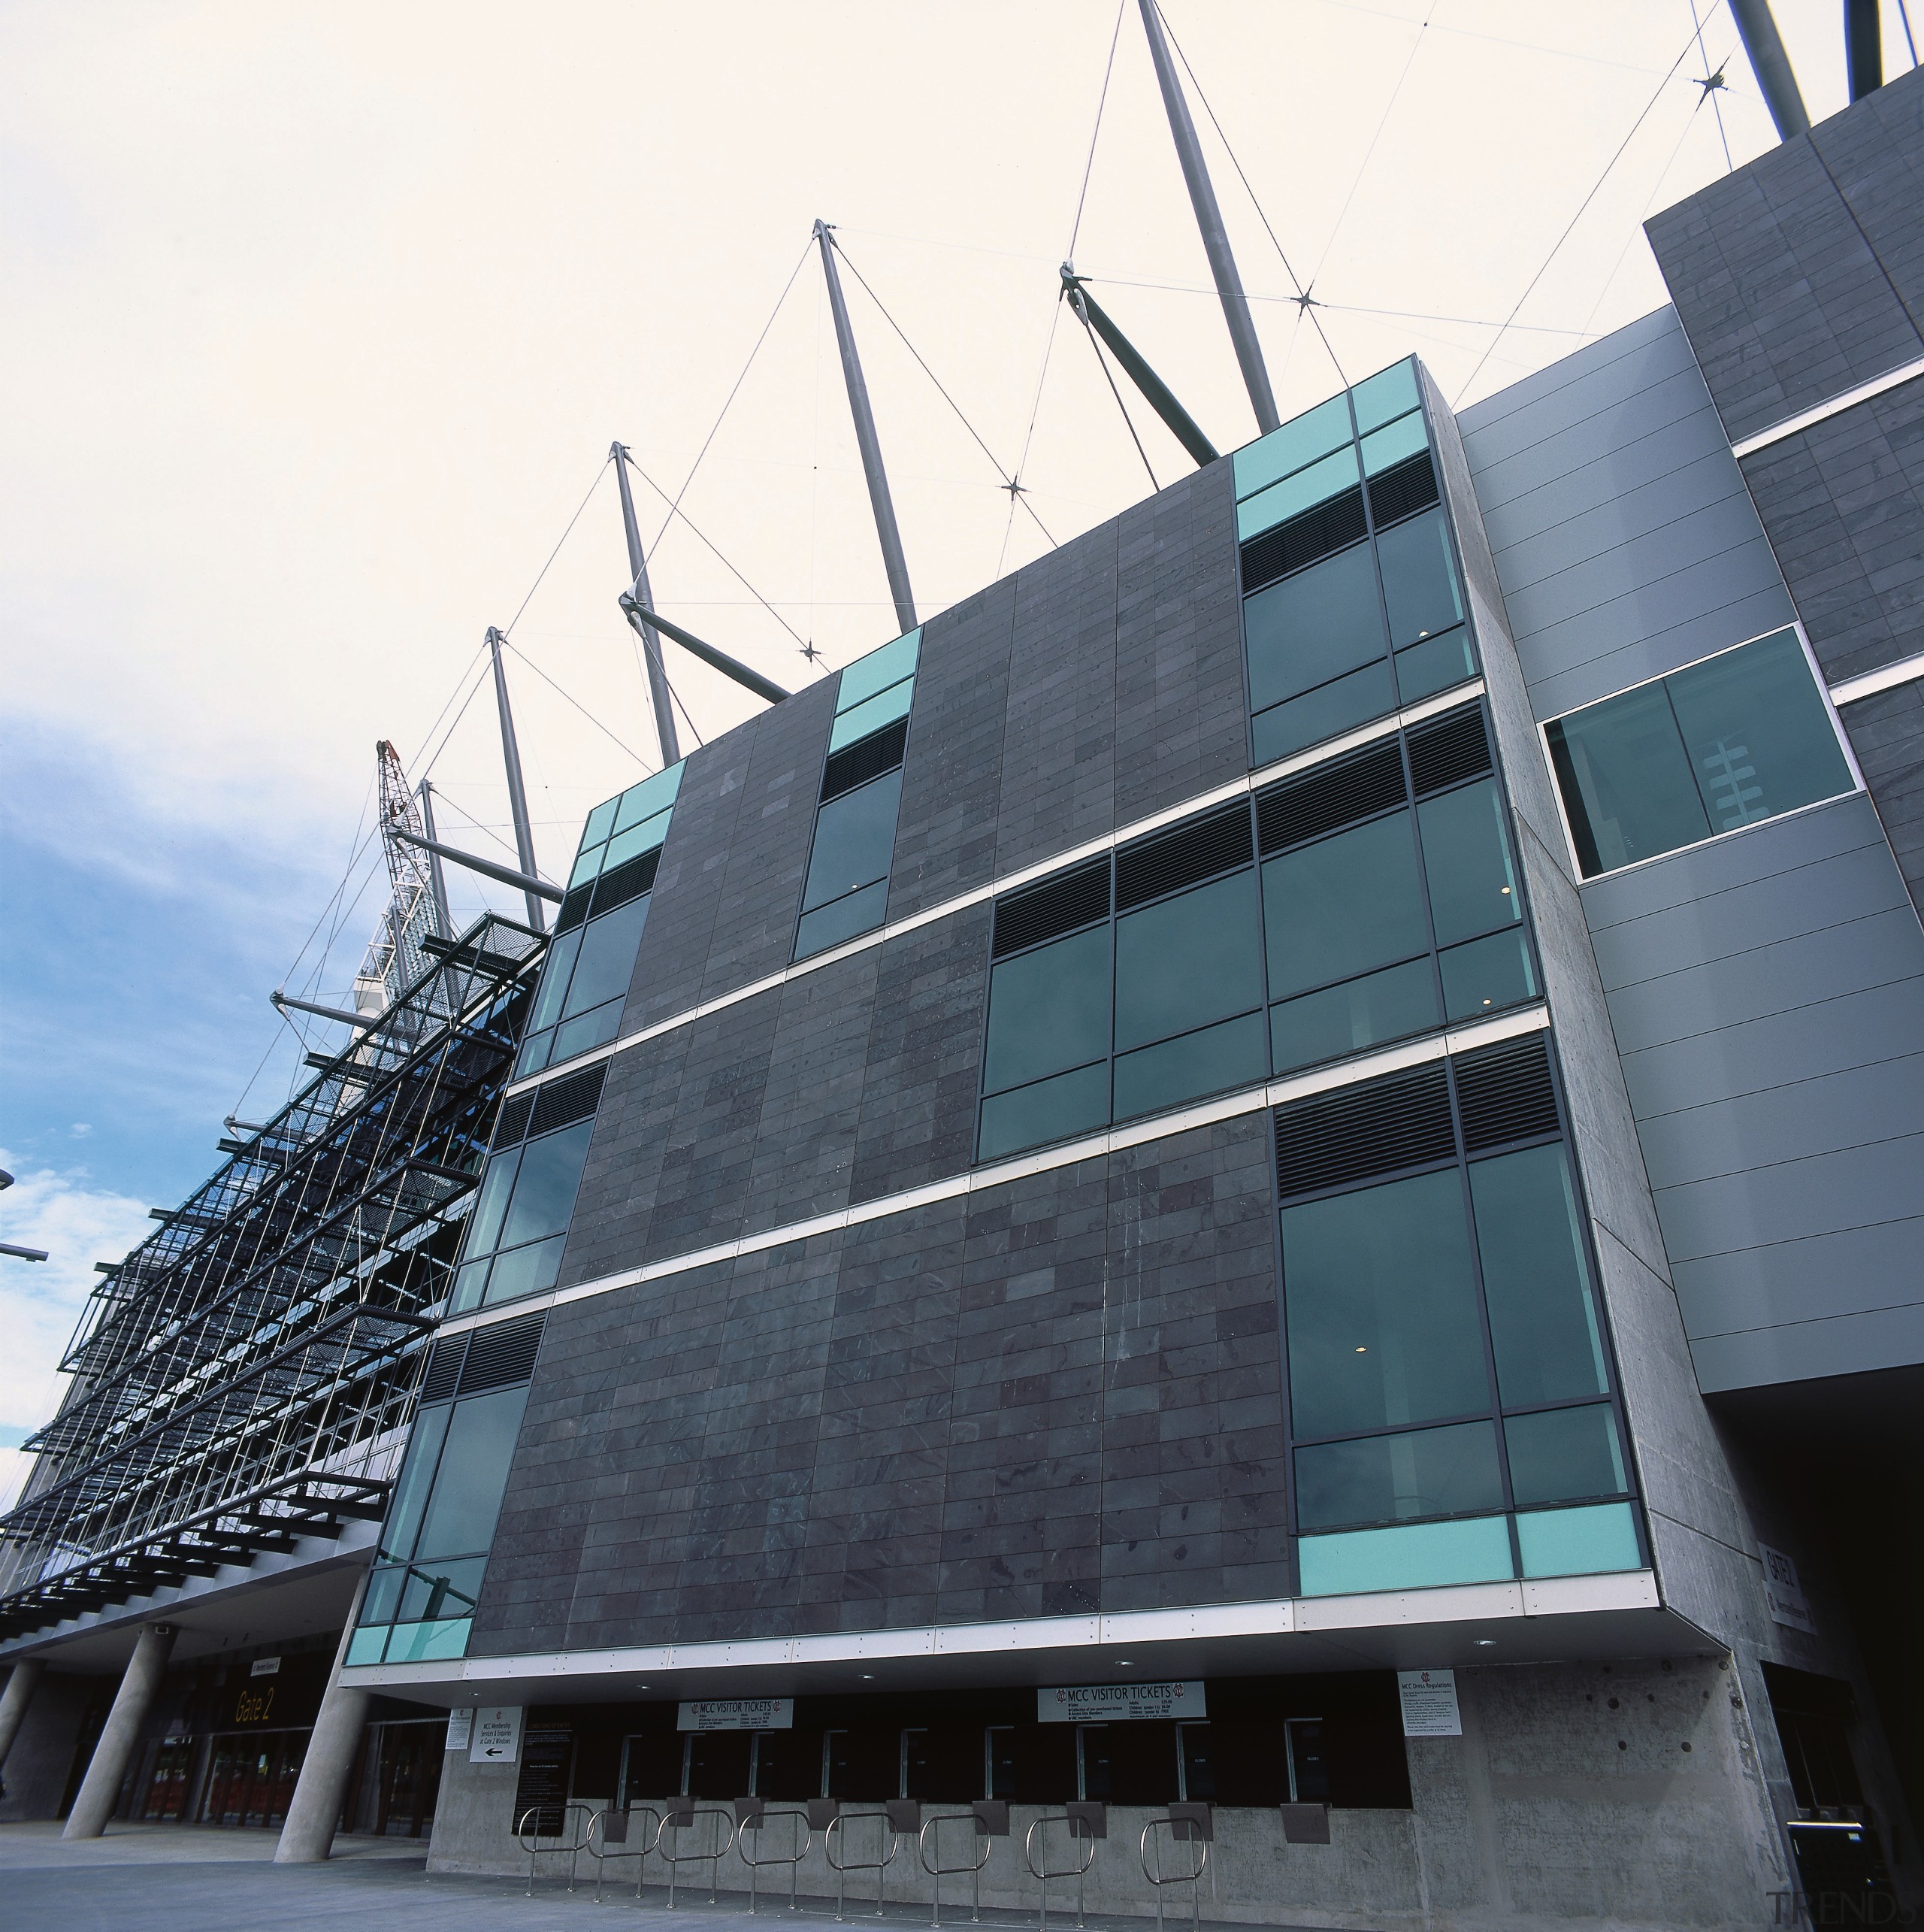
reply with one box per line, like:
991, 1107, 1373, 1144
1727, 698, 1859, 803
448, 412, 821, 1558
0, 915, 544, 1643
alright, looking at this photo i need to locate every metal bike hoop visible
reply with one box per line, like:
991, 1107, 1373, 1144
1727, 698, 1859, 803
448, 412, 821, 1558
918, 1809, 994, 1927
659, 1800, 740, 1908
736, 1799, 817, 1915
825, 1806, 908, 1921
585, 1803, 664, 1904
1139, 1809, 1213, 1932
1024, 1809, 1100, 1932
519, 1801, 596, 1897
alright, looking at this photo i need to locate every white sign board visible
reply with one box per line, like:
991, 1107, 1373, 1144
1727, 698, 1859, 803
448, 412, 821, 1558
678, 1698, 794, 1732
1398, 1670, 1462, 1737
1038, 1682, 1206, 1724
250, 1656, 281, 1677
1759, 1543, 1818, 1635
445, 1708, 474, 1752
470, 1705, 523, 1764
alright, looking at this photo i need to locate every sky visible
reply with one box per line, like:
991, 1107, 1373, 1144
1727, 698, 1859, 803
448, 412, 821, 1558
0, 0, 1904, 1491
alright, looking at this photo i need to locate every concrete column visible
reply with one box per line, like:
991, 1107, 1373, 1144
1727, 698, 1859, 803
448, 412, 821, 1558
274, 1567, 373, 1862
62, 1622, 175, 1840
0, 1658, 46, 1774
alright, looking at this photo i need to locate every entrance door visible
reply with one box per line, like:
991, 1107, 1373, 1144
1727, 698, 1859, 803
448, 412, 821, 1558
373, 1722, 446, 1837
199, 1731, 310, 1827
140, 1742, 195, 1820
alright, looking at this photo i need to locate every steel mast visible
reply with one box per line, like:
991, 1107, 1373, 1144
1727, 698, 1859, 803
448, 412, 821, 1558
1136, 0, 1278, 435
486, 626, 546, 933
611, 443, 682, 768
813, 220, 918, 636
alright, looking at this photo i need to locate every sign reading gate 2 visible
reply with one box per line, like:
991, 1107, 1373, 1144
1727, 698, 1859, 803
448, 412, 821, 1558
1039, 1683, 1206, 1723
677, 1699, 795, 1732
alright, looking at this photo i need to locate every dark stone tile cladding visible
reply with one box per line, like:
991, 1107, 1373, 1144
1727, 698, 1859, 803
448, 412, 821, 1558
1839, 678, 1924, 921
467, 1115, 1283, 1655
1646, 65, 1924, 445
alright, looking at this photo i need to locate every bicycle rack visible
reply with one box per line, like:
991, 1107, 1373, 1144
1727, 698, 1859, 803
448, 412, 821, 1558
585, 1804, 664, 1903
918, 1800, 1006, 1926
736, 1797, 817, 1915
1024, 1802, 1103, 1932
1139, 1803, 1212, 1932
658, 1797, 739, 1908
519, 1802, 595, 1897
826, 1801, 915, 1921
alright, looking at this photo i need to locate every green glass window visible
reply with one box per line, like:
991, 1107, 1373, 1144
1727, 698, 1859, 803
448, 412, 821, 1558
1394, 627, 1476, 705
1251, 661, 1399, 766
451, 1119, 594, 1316
1269, 958, 1439, 1073
1375, 508, 1463, 649
413, 1385, 531, 1561
1244, 543, 1387, 716
1113, 1010, 1267, 1122
982, 927, 1111, 1096
1415, 779, 1519, 946
1545, 630, 1852, 877
1263, 810, 1428, 998
378, 1402, 450, 1567
1236, 444, 1361, 542
562, 898, 649, 1018
978, 1061, 1110, 1161
1350, 359, 1420, 434
1360, 410, 1427, 477
800, 771, 904, 921
498, 1120, 594, 1251
1504, 1404, 1627, 1508
1294, 1419, 1505, 1531
1115, 872, 1263, 1051
1233, 394, 1354, 503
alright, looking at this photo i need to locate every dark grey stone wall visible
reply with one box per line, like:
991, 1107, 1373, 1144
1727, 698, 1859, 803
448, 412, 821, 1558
1840, 675, 1924, 912
472, 1116, 1281, 1655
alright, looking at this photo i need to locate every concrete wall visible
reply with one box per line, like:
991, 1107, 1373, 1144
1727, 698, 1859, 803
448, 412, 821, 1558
0, 1668, 92, 1821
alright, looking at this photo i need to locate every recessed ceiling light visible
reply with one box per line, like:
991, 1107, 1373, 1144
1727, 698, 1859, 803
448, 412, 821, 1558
861, 1673, 875, 1680
1115, 1660, 1132, 1667
1474, 1639, 1496, 1647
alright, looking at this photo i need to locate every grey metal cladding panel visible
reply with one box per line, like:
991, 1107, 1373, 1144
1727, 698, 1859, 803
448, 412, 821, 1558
1691, 1300, 1924, 1392
640, 987, 784, 1264
697, 674, 839, 1004
1811, 63, 1924, 325
740, 945, 881, 1237
1113, 458, 1250, 827
994, 516, 1119, 879
1460, 307, 1683, 443
887, 580, 1015, 920
619, 722, 757, 1033
848, 901, 991, 1204
1839, 677, 1924, 919
1741, 374, 1924, 688
1676, 1218, 1924, 1340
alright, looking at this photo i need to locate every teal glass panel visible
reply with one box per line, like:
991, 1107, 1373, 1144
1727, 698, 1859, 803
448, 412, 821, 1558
568, 845, 606, 890
613, 761, 685, 834
1544, 683, 1711, 877
1469, 1146, 1610, 1407
802, 771, 904, 913
1294, 1419, 1504, 1531
482, 1234, 566, 1307
1263, 810, 1428, 998
1665, 629, 1853, 835
1115, 871, 1263, 1050
1232, 395, 1353, 500
829, 677, 915, 752
529, 926, 584, 1034
1439, 929, 1536, 1019
982, 926, 1112, 1094
1417, 779, 1520, 946
1514, 1501, 1641, 1579
1505, 1404, 1627, 1507
1112, 1011, 1267, 1121
1251, 660, 1397, 765
1376, 509, 1463, 647
378, 1402, 451, 1566
1395, 628, 1476, 704
1236, 444, 1362, 541
837, 628, 921, 710
449, 1257, 492, 1316
464, 1150, 521, 1258
580, 798, 619, 850
346, 1625, 389, 1665
1269, 958, 1440, 1072
1296, 1514, 1514, 1596
413, 1384, 532, 1562
398, 1555, 488, 1622
1244, 544, 1385, 712
1350, 359, 1420, 435
1281, 1168, 1491, 1439
1360, 410, 1428, 477
978, 1061, 1110, 1161
498, 1119, 594, 1250
550, 1000, 621, 1065
561, 899, 648, 1019
513, 1028, 553, 1081
794, 880, 888, 959
605, 808, 673, 870
359, 1564, 405, 1625
383, 1617, 473, 1663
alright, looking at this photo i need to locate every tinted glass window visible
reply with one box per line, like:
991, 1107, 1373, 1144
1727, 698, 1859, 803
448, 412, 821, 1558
1439, 928, 1537, 1020
1417, 779, 1519, 946
1546, 682, 1708, 874
1375, 508, 1463, 648
1114, 871, 1263, 1051
979, 1061, 1109, 1160
465, 1150, 520, 1256
982, 926, 1111, 1094
379, 1402, 452, 1564
1112, 1010, 1266, 1121
528, 926, 583, 1033
803, 769, 904, 913
1244, 543, 1387, 711
1263, 811, 1428, 998
1270, 957, 1438, 1071
562, 897, 649, 1017
498, 1119, 594, 1250
1294, 1419, 1504, 1530
1251, 659, 1397, 766
1505, 1404, 1627, 1507
412, 1385, 531, 1561
1281, 1168, 1490, 1438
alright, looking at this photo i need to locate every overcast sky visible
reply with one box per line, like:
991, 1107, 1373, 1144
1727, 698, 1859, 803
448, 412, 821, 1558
0, 0, 1899, 1480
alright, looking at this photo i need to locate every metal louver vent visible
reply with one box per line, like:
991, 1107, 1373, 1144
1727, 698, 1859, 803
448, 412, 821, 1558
1366, 450, 1440, 526
1239, 488, 1369, 595
419, 1337, 465, 1404
455, 1312, 546, 1396
527, 1062, 607, 1140
1274, 1062, 1455, 1198
555, 884, 594, 934
1456, 1035, 1559, 1151
1257, 741, 1407, 853
1408, 704, 1492, 795
492, 1092, 535, 1149
821, 718, 909, 803
1117, 804, 1253, 911
591, 846, 660, 918
992, 859, 1112, 959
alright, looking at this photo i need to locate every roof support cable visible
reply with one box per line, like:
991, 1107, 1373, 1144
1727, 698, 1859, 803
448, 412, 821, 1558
1061, 269, 1218, 467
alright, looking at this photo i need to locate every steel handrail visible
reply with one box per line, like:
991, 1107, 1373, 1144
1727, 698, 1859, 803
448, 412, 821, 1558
825, 1806, 907, 1921
659, 1800, 740, 1908
585, 1803, 664, 1903
736, 1798, 816, 1915
519, 1801, 595, 1896
917, 1809, 997, 1926
1139, 1814, 1212, 1932
1024, 1812, 1099, 1932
